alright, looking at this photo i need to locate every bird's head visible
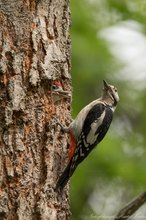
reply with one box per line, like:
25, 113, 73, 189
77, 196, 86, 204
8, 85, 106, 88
52, 81, 63, 93
50, 81, 71, 103
102, 80, 119, 108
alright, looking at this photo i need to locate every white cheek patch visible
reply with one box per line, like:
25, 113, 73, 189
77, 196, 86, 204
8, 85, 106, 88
114, 93, 119, 102
111, 87, 119, 103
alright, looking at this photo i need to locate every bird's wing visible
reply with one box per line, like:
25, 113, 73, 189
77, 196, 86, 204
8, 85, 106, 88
70, 103, 113, 171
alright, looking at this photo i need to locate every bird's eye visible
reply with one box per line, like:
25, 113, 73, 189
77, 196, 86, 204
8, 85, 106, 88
52, 84, 58, 90
114, 88, 118, 92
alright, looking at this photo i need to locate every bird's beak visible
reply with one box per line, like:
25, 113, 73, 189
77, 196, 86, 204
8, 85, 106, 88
51, 90, 71, 99
103, 80, 110, 89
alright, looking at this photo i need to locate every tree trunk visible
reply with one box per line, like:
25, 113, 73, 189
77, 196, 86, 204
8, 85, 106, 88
0, 0, 71, 219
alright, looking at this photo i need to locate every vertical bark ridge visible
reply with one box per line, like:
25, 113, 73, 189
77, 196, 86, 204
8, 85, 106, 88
0, 0, 71, 219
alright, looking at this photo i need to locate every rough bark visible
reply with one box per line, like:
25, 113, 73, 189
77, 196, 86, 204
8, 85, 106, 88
0, 0, 71, 219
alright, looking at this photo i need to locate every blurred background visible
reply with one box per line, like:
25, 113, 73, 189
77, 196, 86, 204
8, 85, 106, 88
70, 0, 146, 219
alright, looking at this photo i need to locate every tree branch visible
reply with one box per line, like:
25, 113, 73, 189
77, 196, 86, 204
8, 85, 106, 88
114, 190, 146, 220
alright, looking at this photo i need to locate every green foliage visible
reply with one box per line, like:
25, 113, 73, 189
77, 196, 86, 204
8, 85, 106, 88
70, 0, 146, 219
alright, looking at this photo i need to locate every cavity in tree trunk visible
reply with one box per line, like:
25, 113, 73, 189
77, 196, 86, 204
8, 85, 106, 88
0, 0, 71, 219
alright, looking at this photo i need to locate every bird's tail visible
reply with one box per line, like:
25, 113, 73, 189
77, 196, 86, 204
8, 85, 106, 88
56, 160, 73, 191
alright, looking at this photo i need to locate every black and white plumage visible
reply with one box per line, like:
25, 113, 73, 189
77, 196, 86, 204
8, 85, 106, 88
56, 80, 119, 191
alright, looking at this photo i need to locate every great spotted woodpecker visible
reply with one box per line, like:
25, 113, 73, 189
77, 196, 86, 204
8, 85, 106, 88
56, 80, 119, 191
50, 81, 71, 103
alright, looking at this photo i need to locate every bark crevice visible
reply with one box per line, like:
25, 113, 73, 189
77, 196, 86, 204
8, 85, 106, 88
0, 0, 71, 219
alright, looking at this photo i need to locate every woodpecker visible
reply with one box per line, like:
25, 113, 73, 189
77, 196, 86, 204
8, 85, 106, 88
56, 80, 119, 191
50, 81, 71, 103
